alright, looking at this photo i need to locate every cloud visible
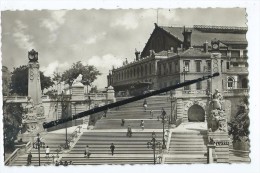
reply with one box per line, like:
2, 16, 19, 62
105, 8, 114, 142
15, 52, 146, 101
84, 32, 107, 45
88, 54, 123, 88
40, 60, 69, 77
40, 10, 67, 42
13, 20, 35, 50
110, 12, 139, 30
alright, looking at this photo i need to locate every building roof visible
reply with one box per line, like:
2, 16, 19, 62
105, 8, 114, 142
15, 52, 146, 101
159, 25, 247, 46
179, 48, 210, 57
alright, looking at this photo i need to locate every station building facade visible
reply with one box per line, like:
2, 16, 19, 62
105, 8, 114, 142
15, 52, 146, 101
107, 24, 248, 122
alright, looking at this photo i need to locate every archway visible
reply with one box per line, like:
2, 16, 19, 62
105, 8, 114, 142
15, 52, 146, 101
188, 104, 205, 122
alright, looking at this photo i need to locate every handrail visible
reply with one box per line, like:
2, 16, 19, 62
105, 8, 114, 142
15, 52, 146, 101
67, 126, 82, 148
4, 148, 20, 165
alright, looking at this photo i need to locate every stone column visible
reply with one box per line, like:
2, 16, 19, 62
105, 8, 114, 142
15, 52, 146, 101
207, 42, 230, 163
28, 63, 42, 105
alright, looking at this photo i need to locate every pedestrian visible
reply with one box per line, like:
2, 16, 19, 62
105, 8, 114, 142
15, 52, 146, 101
64, 161, 68, 166
140, 120, 144, 130
121, 119, 125, 126
161, 108, 166, 122
45, 146, 50, 158
55, 160, 59, 166
110, 143, 115, 156
150, 110, 154, 119
143, 99, 148, 112
84, 145, 90, 158
27, 152, 32, 166
127, 125, 132, 137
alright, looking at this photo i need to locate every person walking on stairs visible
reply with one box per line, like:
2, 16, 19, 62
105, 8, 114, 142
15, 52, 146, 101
127, 125, 132, 137
143, 99, 148, 112
45, 146, 50, 158
84, 145, 90, 158
110, 143, 115, 156
27, 152, 32, 166
140, 120, 144, 130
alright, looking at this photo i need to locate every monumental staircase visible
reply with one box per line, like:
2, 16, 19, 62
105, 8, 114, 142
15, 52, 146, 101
61, 131, 163, 165
94, 96, 171, 129
165, 123, 208, 164
10, 132, 73, 166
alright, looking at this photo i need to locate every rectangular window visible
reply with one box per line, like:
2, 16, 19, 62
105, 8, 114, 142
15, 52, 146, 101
184, 80, 190, 90
221, 60, 223, 72
184, 60, 190, 72
196, 81, 202, 90
206, 60, 211, 72
175, 61, 178, 72
195, 60, 201, 72
231, 51, 240, 58
226, 61, 230, 70
169, 62, 172, 73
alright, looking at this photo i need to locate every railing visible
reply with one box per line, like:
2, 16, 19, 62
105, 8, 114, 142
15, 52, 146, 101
183, 90, 207, 95
67, 126, 82, 148
25, 141, 32, 152
224, 88, 249, 95
85, 93, 107, 99
4, 148, 20, 165
4, 96, 28, 102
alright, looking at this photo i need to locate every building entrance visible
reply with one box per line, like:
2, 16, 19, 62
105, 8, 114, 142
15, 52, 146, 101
188, 104, 205, 122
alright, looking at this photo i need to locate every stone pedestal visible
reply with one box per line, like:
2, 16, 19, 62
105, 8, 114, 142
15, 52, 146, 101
208, 132, 230, 163
71, 84, 84, 101
107, 86, 116, 102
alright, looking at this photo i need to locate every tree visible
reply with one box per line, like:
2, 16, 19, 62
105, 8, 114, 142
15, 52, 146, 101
10, 65, 28, 96
61, 61, 101, 92
2, 66, 11, 96
3, 101, 23, 152
228, 97, 250, 143
9, 65, 54, 95
40, 71, 54, 94
90, 85, 98, 93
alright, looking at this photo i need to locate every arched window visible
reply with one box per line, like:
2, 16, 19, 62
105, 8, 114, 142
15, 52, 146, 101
227, 77, 234, 89
141, 66, 143, 77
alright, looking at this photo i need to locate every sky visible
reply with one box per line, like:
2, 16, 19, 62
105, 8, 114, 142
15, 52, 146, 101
1, 8, 247, 89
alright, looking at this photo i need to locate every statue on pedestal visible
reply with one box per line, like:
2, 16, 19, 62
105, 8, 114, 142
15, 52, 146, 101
208, 89, 227, 132
72, 74, 83, 86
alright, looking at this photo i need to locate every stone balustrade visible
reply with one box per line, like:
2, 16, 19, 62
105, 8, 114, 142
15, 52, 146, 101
5, 148, 20, 165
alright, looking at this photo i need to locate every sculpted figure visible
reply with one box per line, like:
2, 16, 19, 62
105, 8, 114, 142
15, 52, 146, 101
212, 89, 223, 110
73, 74, 83, 85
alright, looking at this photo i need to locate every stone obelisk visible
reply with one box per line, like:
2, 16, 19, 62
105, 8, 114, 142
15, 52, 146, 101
207, 39, 230, 163
19, 49, 45, 142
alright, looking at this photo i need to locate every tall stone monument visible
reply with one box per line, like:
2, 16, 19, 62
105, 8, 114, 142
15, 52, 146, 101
207, 39, 230, 163
19, 49, 45, 142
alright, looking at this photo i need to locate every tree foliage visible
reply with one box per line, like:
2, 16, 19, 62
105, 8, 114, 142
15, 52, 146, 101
10, 65, 28, 96
3, 102, 23, 151
2, 66, 11, 96
9, 65, 54, 95
228, 97, 250, 142
90, 85, 98, 93
61, 61, 101, 87
40, 71, 54, 93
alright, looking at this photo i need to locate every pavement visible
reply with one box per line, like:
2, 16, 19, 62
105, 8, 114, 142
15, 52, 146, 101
172, 122, 207, 133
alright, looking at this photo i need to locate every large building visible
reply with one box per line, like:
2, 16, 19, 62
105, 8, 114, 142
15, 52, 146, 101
107, 23, 248, 121
108, 24, 248, 95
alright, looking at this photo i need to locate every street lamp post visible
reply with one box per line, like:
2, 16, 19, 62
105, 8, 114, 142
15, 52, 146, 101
36, 133, 44, 166
61, 91, 69, 149
147, 132, 161, 164
160, 108, 168, 149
